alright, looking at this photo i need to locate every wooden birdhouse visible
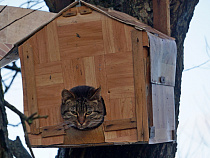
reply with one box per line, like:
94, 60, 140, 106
0, 1, 177, 147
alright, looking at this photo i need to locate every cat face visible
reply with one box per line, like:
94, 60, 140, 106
61, 86, 106, 130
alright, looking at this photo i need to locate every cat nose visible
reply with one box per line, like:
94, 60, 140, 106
78, 115, 85, 125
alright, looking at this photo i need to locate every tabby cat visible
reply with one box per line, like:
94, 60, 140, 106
61, 86, 106, 130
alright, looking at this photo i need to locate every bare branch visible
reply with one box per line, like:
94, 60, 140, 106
4, 65, 21, 72
4, 101, 48, 158
8, 136, 32, 158
184, 39, 210, 71
184, 59, 210, 72
8, 122, 21, 127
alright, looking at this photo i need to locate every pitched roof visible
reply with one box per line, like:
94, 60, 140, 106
0, 1, 174, 68
0, 5, 56, 66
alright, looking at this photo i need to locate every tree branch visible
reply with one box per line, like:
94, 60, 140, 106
4, 101, 48, 158
8, 136, 32, 158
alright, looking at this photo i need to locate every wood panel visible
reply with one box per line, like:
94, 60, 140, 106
64, 126, 105, 145
131, 30, 149, 142
58, 20, 104, 60
105, 129, 137, 143
94, 55, 108, 97
111, 19, 127, 53
19, 46, 28, 114
108, 86, 134, 99
105, 51, 134, 99
83, 56, 97, 87
35, 72, 63, 87
42, 135, 64, 146
106, 97, 135, 120
29, 134, 42, 146
38, 105, 63, 127
57, 10, 102, 27
19, 42, 40, 134
35, 27, 48, 64
62, 58, 86, 89
36, 83, 64, 99
46, 20, 60, 62
101, 15, 116, 54
101, 15, 133, 54
104, 118, 137, 132
41, 125, 66, 138
35, 61, 62, 76
149, 84, 175, 144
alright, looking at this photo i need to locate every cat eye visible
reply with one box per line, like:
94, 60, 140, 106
86, 111, 92, 115
71, 111, 77, 115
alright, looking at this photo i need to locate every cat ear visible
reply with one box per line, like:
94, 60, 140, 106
90, 86, 101, 100
61, 89, 75, 103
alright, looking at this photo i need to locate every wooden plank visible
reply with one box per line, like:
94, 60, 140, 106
104, 118, 137, 132
35, 72, 63, 87
46, 20, 60, 62
58, 20, 104, 60
19, 46, 28, 115
38, 105, 63, 127
145, 56, 153, 127
36, 83, 64, 99
20, 42, 39, 134
35, 61, 62, 76
62, 7, 77, 17
101, 15, 116, 54
42, 135, 64, 146
83, 56, 97, 87
94, 55, 108, 96
35, 27, 48, 64
108, 86, 134, 99
153, 0, 170, 36
64, 126, 105, 145
111, 19, 127, 53
41, 125, 66, 138
106, 97, 135, 120
57, 10, 102, 27
107, 73, 134, 89
105, 51, 133, 66
28, 134, 42, 146
78, 6, 92, 15
142, 31, 149, 47
62, 58, 86, 89
27, 35, 39, 65
131, 30, 149, 142
105, 129, 137, 143
124, 26, 134, 52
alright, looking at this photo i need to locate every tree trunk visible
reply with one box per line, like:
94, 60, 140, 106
43, 0, 199, 157
0, 73, 13, 158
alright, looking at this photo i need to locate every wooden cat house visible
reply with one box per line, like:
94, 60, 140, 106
0, 1, 177, 147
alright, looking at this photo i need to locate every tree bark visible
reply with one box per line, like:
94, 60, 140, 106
0, 73, 13, 158
42, 0, 198, 157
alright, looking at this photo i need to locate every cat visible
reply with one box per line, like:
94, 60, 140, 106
61, 85, 106, 130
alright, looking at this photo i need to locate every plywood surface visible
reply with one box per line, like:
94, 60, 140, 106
20, 9, 139, 146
